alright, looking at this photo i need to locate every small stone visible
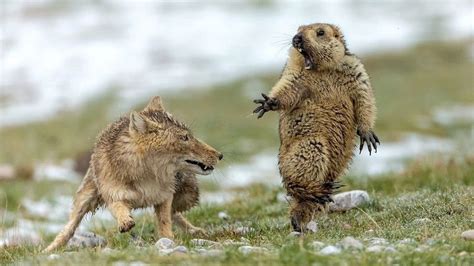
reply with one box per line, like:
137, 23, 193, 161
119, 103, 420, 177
172, 245, 188, 254
366, 237, 388, 246
234, 226, 254, 235
398, 238, 415, 245
329, 190, 370, 212
458, 251, 468, 256
67, 231, 106, 249
414, 244, 429, 253
195, 248, 224, 256
48, 254, 60, 260
342, 223, 352, 230
461, 229, 474, 241
218, 211, 230, 220
158, 248, 174, 256
155, 238, 175, 250
306, 221, 318, 233
287, 231, 302, 238
320, 245, 341, 255
384, 246, 397, 253
222, 239, 247, 246
339, 236, 363, 250
425, 238, 437, 245
238, 246, 268, 255
310, 241, 325, 250
191, 239, 221, 248
367, 245, 384, 253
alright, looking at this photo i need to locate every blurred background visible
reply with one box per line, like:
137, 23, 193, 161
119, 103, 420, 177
0, 0, 472, 252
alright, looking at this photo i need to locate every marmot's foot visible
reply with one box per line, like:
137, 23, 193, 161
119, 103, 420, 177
118, 216, 136, 233
357, 130, 380, 155
189, 226, 207, 237
253, 93, 279, 118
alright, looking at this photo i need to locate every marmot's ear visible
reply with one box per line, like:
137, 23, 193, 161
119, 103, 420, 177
144, 96, 165, 112
330, 24, 351, 56
129, 111, 149, 134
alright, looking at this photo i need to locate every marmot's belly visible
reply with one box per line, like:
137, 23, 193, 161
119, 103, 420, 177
279, 99, 356, 175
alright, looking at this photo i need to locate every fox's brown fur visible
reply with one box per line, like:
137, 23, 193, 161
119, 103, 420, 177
44, 96, 222, 252
253, 23, 379, 232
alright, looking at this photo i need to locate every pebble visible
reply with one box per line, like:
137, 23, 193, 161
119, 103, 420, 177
461, 229, 474, 241
155, 238, 175, 250
339, 236, 363, 250
172, 245, 188, 254
67, 231, 106, 249
398, 238, 415, 245
320, 245, 341, 255
195, 248, 224, 256
310, 241, 325, 250
366, 237, 388, 246
238, 246, 268, 255
287, 231, 302, 238
384, 246, 397, 253
306, 221, 318, 233
218, 211, 230, 220
366, 245, 384, 253
47, 254, 60, 260
222, 239, 248, 246
329, 190, 370, 212
191, 239, 222, 248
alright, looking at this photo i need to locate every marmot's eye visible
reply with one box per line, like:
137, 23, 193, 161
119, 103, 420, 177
317, 29, 325, 37
181, 135, 189, 141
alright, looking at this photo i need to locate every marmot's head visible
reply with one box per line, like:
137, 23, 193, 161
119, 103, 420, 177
291, 23, 349, 70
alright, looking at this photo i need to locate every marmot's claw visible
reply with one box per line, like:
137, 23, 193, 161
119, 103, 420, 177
358, 130, 380, 155
253, 93, 279, 119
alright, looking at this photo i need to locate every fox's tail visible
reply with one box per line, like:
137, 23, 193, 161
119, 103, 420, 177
43, 168, 99, 252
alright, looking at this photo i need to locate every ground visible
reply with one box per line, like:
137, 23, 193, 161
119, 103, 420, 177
0, 40, 473, 265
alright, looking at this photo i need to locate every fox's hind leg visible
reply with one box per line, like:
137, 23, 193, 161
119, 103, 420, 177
108, 201, 135, 233
280, 138, 337, 232
44, 169, 99, 252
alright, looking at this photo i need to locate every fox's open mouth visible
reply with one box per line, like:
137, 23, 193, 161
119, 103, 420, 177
185, 159, 214, 172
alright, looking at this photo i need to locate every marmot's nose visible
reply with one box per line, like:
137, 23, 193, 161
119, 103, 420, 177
218, 153, 224, 161
293, 33, 303, 46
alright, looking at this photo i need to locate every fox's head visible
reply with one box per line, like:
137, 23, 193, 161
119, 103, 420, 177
128, 96, 223, 175
291, 23, 349, 70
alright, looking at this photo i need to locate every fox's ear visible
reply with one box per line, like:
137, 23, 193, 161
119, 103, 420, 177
129, 111, 149, 134
144, 96, 165, 112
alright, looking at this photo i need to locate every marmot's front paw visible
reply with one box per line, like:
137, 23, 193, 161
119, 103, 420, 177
357, 129, 380, 155
118, 216, 136, 233
253, 93, 279, 118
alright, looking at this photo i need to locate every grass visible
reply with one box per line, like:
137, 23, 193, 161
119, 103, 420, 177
0, 40, 473, 265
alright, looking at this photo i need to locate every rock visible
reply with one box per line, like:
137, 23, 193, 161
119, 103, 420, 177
414, 245, 429, 253
329, 190, 370, 212
310, 241, 325, 250
461, 229, 474, 241
306, 221, 318, 233
222, 239, 248, 246
287, 231, 302, 238
366, 237, 388, 246
172, 245, 188, 254
234, 226, 254, 235
384, 246, 397, 253
412, 218, 431, 224
0, 227, 43, 247
397, 238, 415, 245
218, 211, 230, 220
195, 248, 224, 256
155, 238, 175, 250
191, 239, 221, 248
366, 245, 384, 253
67, 231, 106, 249
320, 245, 341, 255
425, 238, 437, 245
48, 254, 60, 260
339, 236, 363, 250
238, 246, 268, 255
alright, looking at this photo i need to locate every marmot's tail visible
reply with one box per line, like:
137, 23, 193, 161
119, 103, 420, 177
43, 168, 99, 252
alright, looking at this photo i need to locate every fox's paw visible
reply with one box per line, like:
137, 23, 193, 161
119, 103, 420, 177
357, 129, 380, 155
119, 216, 136, 233
253, 93, 279, 118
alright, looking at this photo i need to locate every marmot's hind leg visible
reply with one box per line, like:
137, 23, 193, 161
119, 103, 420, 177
281, 138, 339, 232
172, 173, 205, 235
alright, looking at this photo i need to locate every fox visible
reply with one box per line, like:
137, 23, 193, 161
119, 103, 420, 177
44, 96, 223, 252
253, 23, 379, 232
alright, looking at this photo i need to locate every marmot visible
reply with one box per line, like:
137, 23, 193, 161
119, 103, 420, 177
45, 96, 223, 252
253, 23, 379, 232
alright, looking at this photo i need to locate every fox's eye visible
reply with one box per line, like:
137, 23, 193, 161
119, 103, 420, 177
316, 29, 325, 37
181, 135, 189, 141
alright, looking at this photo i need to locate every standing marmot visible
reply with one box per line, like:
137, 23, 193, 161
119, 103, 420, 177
253, 23, 380, 232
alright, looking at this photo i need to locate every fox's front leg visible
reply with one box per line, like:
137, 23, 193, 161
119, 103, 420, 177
154, 197, 174, 239
108, 201, 135, 233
